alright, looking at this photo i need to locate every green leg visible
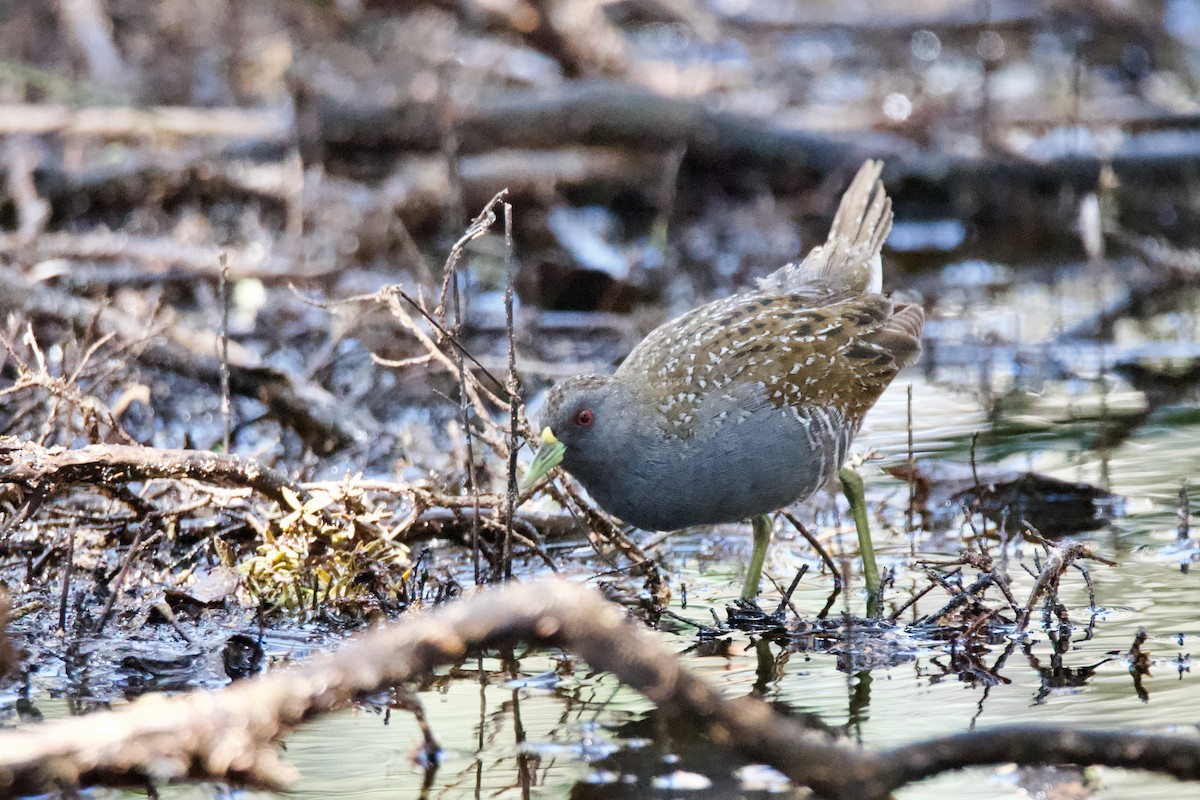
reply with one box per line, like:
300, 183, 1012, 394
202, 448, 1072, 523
740, 514, 772, 601
840, 466, 881, 619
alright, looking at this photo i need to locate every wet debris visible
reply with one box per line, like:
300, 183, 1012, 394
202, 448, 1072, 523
1127, 627, 1153, 703
887, 459, 1122, 535
164, 565, 240, 609
222, 633, 265, 681
997, 764, 1097, 800
12, 580, 1196, 800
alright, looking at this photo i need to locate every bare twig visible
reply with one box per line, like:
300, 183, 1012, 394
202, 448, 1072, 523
4, 136, 50, 244
886, 580, 937, 623
366, 286, 512, 399
782, 511, 842, 587
914, 569, 995, 627
95, 522, 148, 634
502, 201, 518, 581
218, 253, 232, 454
57, 523, 75, 632
55, 0, 134, 90
1016, 531, 1117, 631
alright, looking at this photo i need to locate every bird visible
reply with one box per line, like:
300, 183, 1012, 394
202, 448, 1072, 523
523, 160, 924, 601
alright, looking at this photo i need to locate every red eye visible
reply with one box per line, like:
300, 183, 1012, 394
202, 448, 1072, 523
572, 408, 594, 427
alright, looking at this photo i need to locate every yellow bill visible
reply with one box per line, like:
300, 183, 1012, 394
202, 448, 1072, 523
522, 427, 566, 489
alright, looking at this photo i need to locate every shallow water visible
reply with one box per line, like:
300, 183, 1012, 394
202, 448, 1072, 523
17, 260, 1200, 799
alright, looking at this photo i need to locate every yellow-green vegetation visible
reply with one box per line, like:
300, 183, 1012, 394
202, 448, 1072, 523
240, 482, 411, 614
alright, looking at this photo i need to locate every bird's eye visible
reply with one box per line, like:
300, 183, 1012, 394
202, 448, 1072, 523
572, 408, 594, 427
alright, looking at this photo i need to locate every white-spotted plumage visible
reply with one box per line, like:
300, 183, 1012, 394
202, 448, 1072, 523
536, 160, 925, 533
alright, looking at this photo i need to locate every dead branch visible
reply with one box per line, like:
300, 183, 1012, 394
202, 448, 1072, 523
0, 103, 290, 140
0, 231, 312, 281
1017, 537, 1117, 630
3, 136, 50, 244
878, 726, 1200, 792
314, 81, 866, 179
1, 581, 1199, 799
55, 0, 135, 93
0, 438, 583, 552
915, 569, 997, 627
0, 439, 297, 508
311, 82, 1200, 188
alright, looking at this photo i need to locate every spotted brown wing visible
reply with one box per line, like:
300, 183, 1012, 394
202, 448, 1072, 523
616, 291, 923, 437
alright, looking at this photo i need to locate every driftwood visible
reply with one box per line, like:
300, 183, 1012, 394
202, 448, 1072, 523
313, 82, 1200, 187
313, 80, 875, 181
0, 269, 368, 454
0, 581, 1197, 799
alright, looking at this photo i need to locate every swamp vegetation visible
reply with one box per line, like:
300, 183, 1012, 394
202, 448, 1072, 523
2, 0, 1200, 798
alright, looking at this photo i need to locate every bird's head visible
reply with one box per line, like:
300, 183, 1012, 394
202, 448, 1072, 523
523, 375, 643, 488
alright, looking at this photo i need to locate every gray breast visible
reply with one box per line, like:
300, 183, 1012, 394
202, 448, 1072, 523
581, 401, 850, 532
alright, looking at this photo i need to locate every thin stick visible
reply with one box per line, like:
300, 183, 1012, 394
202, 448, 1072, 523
969, 431, 981, 494
383, 286, 512, 397
58, 523, 75, 632
437, 191, 508, 583
95, 522, 147, 634
968, 430, 985, 541
906, 383, 914, 536
1179, 483, 1192, 542
218, 252, 232, 453
771, 565, 809, 618
781, 511, 842, 587
435, 190, 505, 319
451, 265, 481, 585
886, 580, 937, 623
502, 201, 518, 581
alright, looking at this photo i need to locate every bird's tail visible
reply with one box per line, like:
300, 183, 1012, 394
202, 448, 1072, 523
758, 160, 892, 295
